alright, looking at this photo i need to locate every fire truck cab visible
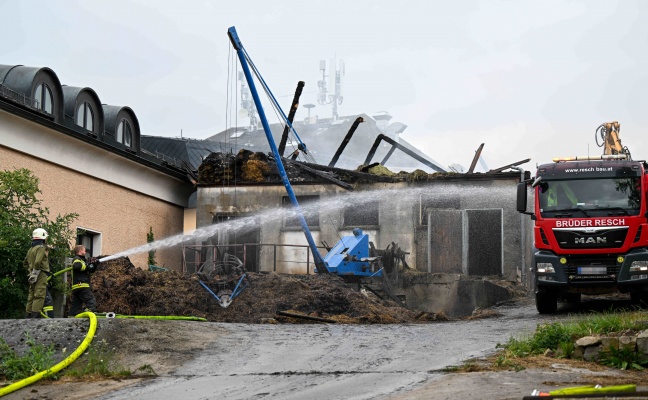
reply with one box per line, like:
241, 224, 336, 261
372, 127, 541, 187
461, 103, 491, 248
517, 154, 648, 313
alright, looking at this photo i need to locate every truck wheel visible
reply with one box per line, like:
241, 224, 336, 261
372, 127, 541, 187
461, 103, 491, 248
536, 291, 557, 314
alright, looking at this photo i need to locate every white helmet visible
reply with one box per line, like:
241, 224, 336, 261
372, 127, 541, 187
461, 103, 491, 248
32, 228, 48, 240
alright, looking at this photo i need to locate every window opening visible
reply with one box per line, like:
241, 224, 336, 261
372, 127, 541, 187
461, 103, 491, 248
116, 119, 132, 147
75, 102, 94, 131
538, 177, 641, 218
76, 228, 101, 258
34, 83, 53, 114
344, 200, 379, 226
282, 195, 319, 227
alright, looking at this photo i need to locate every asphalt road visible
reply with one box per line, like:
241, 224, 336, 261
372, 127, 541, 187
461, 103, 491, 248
98, 298, 574, 400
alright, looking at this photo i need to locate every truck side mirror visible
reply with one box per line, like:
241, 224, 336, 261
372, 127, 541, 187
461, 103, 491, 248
517, 182, 533, 216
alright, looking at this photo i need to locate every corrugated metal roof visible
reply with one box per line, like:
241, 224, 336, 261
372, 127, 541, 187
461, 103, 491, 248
141, 136, 245, 170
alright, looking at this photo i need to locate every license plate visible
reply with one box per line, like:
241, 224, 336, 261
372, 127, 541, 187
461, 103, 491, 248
578, 266, 607, 275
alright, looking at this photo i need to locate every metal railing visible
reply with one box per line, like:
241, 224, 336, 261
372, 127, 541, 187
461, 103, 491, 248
0, 84, 43, 112
182, 243, 328, 275
141, 148, 185, 169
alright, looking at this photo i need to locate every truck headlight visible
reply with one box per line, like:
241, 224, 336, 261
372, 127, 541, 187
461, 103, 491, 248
537, 263, 555, 273
630, 261, 648, 272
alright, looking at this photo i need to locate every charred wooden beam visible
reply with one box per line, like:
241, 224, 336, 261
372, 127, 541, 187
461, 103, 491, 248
328, 116, 364, 167
296, 160, 400, 183
467, 143, 484, 174
284, 158, 354, 191
363, 134, 446, 173
278, 81, 305, 157
380, 146, 397, 165
488, 158, 531, 173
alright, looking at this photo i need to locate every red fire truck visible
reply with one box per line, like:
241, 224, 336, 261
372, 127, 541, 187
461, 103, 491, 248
517, 122, 648, 313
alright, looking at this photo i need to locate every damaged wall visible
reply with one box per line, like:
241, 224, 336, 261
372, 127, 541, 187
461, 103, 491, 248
196, 172, 531, 284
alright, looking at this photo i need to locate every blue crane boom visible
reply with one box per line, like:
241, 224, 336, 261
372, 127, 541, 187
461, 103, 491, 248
227, 26, 382, 278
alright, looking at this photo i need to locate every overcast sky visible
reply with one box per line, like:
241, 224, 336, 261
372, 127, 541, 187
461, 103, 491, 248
2, 0, 647, 171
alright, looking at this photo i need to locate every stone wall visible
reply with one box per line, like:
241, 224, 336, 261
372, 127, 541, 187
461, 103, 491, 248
571, 329, 648, 362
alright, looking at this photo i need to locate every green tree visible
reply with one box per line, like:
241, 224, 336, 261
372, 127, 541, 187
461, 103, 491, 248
0, 168, 78, 319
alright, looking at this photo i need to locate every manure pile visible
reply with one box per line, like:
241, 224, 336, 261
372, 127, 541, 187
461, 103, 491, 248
91, 257, 442, 324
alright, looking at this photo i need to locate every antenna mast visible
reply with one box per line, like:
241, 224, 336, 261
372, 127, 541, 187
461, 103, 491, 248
317, 58, 344, 121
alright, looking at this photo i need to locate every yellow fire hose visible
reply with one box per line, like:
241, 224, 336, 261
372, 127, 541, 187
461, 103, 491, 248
48, 267, 72, 280
549, 384, 636, 395
95, 313, 207, 321
0, 311, 97, 398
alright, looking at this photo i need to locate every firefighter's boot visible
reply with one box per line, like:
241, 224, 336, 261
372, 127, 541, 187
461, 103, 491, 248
30, 312, 42, 319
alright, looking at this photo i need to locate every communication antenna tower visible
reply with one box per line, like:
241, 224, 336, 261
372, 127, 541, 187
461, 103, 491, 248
239, 71, 258, 131
317, 58, 344, 121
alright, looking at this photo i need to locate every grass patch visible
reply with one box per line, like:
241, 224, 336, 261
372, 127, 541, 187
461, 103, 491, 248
0, 333, 55, 381
63, 339, 131, 378
0, 335, 133, 383
493, 309, 648, 371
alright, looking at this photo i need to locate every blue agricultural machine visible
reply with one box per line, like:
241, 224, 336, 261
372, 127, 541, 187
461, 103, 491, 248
227, 26, 383, 280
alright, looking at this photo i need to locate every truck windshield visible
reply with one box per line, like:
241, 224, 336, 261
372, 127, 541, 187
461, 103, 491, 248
538, 177, 641, 217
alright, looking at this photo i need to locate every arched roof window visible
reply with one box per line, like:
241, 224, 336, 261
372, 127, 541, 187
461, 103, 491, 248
62, 86, 103, 136
0, 65, 63, 122
103, 105, 140, 154
75, 102, 94, 132
33, 82, 53, 114
116, 119, 132, 147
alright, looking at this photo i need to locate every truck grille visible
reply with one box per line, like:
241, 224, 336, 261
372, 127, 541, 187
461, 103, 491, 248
553, 228, 628, 249
563, 265, 620, 275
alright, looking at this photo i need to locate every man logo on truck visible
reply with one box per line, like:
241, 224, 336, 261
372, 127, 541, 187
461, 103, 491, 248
575, 237, 607, 244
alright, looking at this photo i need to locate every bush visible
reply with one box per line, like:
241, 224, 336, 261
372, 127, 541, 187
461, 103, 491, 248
0, 168, 78, 318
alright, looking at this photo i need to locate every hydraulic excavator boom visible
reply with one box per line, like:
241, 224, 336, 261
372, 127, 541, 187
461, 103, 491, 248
596, 121, 631, 159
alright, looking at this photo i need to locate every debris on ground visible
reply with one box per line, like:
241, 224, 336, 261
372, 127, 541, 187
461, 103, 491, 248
92, 257, 445, 324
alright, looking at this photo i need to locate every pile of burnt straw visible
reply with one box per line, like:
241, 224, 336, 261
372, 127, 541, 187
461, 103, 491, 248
197, 150, 274, 184
91, 257, 444, 324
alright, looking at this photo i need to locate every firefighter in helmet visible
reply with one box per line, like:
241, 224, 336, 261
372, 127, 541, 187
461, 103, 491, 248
24, 228, 50, 318
69, 245, 97, 316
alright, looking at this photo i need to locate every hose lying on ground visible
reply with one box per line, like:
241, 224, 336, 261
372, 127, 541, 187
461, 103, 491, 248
0, 311, 97, 398
94, 313, 207, 322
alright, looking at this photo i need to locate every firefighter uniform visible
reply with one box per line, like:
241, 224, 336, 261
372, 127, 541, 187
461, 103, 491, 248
41, 285, 54, 318
69, 255, 97, 316
24, 241, 50, 318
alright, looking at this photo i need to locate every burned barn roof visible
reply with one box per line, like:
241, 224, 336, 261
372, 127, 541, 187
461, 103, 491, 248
204, 113, 446, 173
197, 149, 527, 189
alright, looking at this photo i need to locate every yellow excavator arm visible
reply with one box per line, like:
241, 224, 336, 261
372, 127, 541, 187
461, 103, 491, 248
596, 121, 631, 159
